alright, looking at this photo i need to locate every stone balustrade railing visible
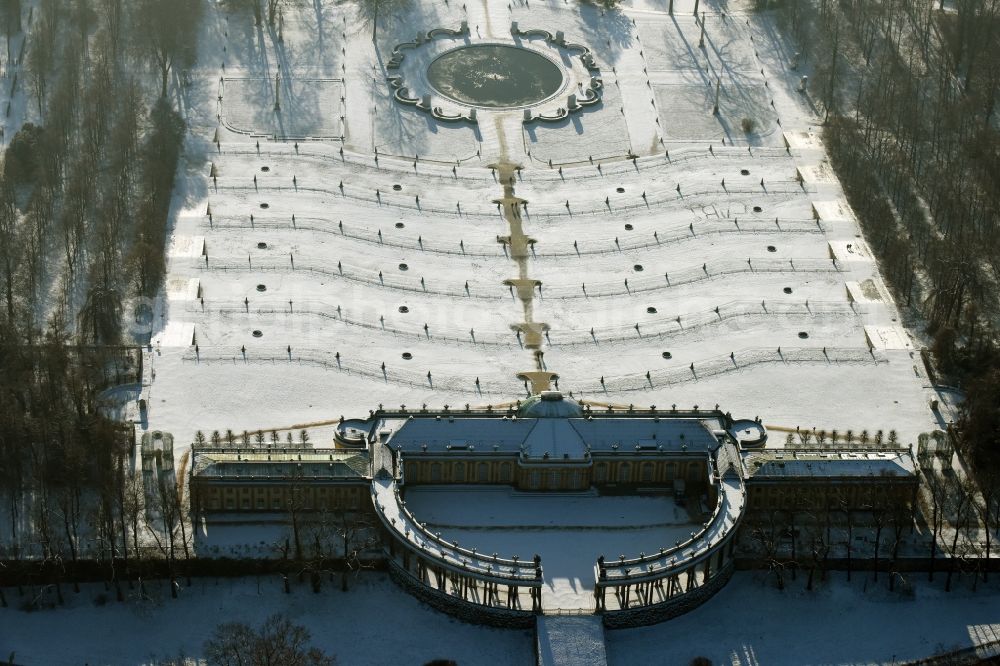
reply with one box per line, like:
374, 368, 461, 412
596, 474, 745, 585
372, 475, 541, 583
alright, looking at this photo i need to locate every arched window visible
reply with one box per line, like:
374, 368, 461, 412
641, 462, 655, 482
594, 463, 608, 483
454, 462, 466, 482
666, 462, 676, 480
499, 463, 512, 482
618, 463, 632, 483
478, 463, 490, 482
430, 463, 442, 482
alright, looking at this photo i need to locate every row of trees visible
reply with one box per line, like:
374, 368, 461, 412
924, 466, 999, 591
782, 428, 900, 448
194, 428, 313, 448
747, 485, 915, 591
4, 0, 194, 343
0, 0, 198, 589
746, 466, 999, 592
0, 335, 135, 581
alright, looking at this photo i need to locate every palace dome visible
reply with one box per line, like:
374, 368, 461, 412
517, 391, 584, 418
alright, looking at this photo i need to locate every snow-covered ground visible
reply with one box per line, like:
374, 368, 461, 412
148, 0, 942, 454
3, 572, 998, 665
606, 572, 1000, 665
0, 574, 534, 666
404, 486, 700, 610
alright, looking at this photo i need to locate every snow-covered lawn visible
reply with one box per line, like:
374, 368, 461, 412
3, 572, 999, 665
222, 77, 346, 138
148, 0, 941, 455
523, 82, 633, 163
606, 572, 1000, 665
0, 574, 535, 666
149, 0, 941, 457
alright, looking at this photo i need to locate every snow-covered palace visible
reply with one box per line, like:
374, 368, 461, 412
191, 391, 918, 627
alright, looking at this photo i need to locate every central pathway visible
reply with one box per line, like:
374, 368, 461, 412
489, 111, 556, 393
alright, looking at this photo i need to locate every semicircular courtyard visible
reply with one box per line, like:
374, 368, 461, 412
368, 393, 746, 627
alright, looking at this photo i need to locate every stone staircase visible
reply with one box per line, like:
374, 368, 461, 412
536, 615, 608, 666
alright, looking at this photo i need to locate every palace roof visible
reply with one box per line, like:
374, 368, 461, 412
378, 407, 724, 461
745, 449, 917, 480
192, 448, 370, 480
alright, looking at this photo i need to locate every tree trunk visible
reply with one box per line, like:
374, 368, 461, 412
845, 511, 853, 582
946, 517, 963, 592
291, 508, 303, 563
930, 503, 939, 581
341, 534, 349, 591
873, 523, 882, 582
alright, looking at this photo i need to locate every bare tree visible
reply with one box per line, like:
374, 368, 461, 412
118, 461, 144, 563
266, 0, 284, 26
836, 488, 854, 582
224, 0, 262, 26
285, 468, 307, 565
137, 0, 201, 98
887, 509, 907, 592
204, 614, 335, 666
356, 0, 413, 42
79, 283, 122, 345
867, 487, 888, 582
325, 507, 378, 591
751, 510, 786, 590
145, 471, 182, 597
927, 471, 947, 581
25, 0, 60, 114
945, 486, 972, 592
975, 476, 999, 583
801, 508, 830, 591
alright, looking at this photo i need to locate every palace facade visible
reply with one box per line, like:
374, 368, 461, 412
189, 448, 370, 515
188, 391, 919, 627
